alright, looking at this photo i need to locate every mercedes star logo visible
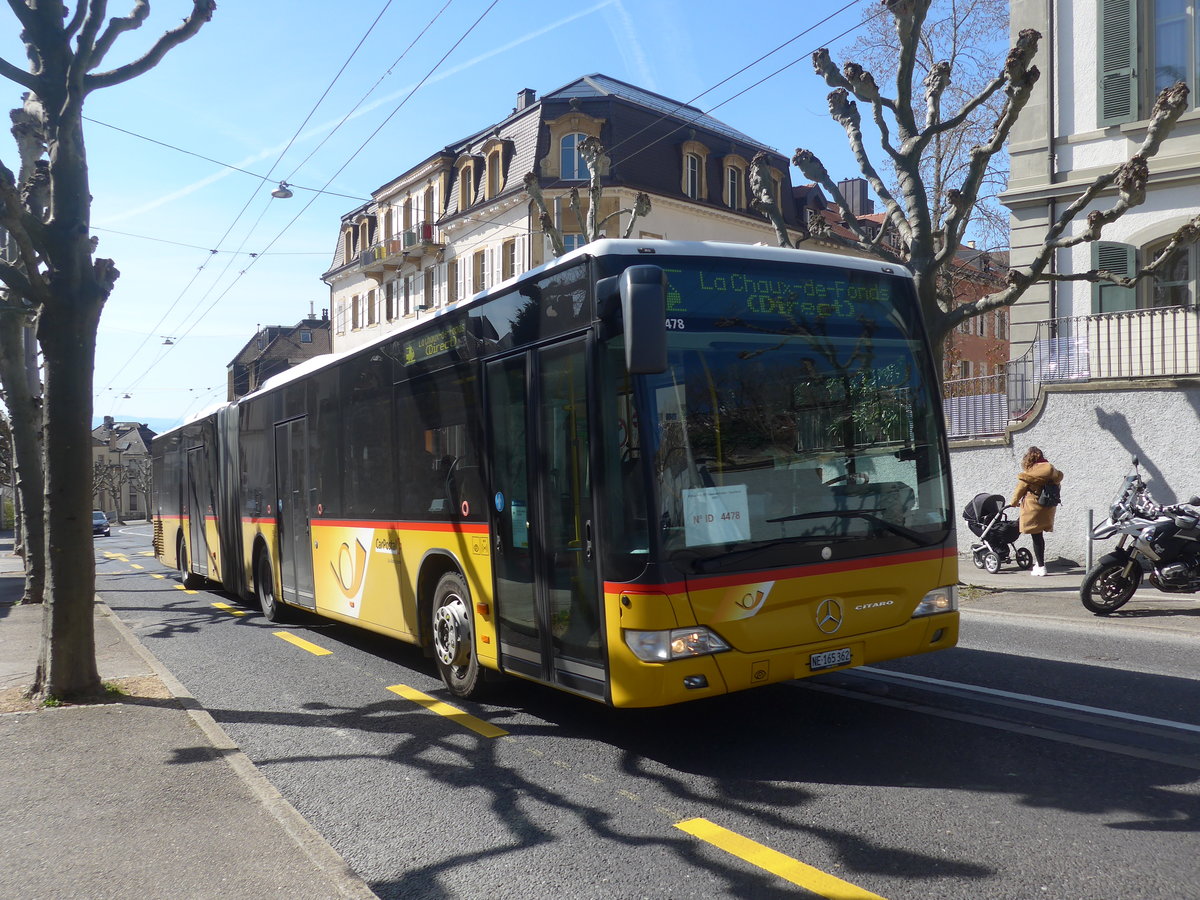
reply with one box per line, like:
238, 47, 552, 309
816, 598, 844, 634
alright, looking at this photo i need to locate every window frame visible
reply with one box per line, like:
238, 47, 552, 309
560, 132, 589, 181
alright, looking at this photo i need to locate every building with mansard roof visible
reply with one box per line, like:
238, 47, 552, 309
321, 74, 808, 353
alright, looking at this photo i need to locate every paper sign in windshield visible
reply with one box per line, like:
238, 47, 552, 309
684, 485, 750, 546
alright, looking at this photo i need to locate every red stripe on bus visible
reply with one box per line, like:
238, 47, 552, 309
312, 519, 490, 534
603, 545, 955, 594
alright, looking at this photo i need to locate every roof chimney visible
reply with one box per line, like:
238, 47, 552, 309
516, 88, 536, 110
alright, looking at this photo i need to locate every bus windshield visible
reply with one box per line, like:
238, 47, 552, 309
603, 255, 950, 577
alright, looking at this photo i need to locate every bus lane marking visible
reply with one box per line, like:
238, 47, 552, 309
386, 684, 508, 739
130, 564, 144, 570
152, 574, 166, 580
172, 584, 197, 595
212, 602, 247, 617
675, 818, 887, 900
273, 631, 332, 656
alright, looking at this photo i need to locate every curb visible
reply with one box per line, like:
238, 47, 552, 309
98, 599, 378, 900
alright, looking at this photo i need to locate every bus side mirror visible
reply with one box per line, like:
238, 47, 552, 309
620, 265, 667, 374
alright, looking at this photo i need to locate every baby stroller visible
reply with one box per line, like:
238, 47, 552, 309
962, 493, 1033, 574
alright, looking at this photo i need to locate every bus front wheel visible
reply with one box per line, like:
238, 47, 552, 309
256, 550, 288, 623
431, 571, 486, 699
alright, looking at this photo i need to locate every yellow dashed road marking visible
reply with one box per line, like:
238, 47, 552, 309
272, 631, 332, 656
212, 602, 247, 617
386, 684, 508, 738
131, 564, 143, 570
675, 818, 887, 900
172, 584, 197, 594
152, 574, 166, 580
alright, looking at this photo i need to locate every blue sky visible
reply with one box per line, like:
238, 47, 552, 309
5, 0, 885, 430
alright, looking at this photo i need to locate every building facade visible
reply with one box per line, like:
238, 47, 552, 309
227, 315, 332, 400
952, 0, 1200, 564
322, 74, 805, 353
91, 416, 155, 521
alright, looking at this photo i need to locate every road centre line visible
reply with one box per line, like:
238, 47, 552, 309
675, 818, 886, 899
386, 684, 508, 738
857, 666, 1200, 734
273, 631, 332, 656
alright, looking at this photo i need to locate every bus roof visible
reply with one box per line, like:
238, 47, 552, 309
175, 240, 912, 426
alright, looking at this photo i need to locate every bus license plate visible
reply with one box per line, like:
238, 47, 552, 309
809, 648, 852, 671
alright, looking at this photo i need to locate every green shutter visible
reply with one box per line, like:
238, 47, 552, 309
1099, 0, 1139, 126
1093, 241, 1137, 312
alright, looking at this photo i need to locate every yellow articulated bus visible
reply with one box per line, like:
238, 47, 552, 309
151, 239, 958, 708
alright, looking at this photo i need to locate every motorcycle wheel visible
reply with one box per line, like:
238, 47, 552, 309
1080, 561, 1142, 615
1016, 548, 1034, 570
972, 550, 985, 569
983, 551, 1001, 574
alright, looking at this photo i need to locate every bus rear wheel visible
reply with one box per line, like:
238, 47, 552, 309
431, 571, 486, 699
177, 537, 201, 589
256, 550, 288, 623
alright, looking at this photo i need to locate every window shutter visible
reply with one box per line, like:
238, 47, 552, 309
1099, 0, 1139, 126
1093, 241, 1137, 312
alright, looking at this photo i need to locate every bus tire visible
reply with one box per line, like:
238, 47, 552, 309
431, 571, 487, 699
256, 548, 289, 623
177, 536, 202, 589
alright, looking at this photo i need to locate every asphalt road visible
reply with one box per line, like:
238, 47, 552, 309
97, 524, 1200, 900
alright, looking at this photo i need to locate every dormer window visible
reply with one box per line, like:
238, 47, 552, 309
723, 154, 748, 210
680, 139, 710, 201
561, 133, 589, 180
456, 158, 477, 210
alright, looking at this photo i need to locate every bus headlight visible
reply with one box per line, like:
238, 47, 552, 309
624, 627, 731, 662
912, 585, 957, 617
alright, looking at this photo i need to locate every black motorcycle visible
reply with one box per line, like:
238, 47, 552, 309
1081, 457, 1200, 615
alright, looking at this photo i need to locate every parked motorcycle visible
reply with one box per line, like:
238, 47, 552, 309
1081, 457, 1200, 615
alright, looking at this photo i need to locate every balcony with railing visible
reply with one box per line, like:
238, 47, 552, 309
356, 224, 443, 279
943, 305, 1200, 440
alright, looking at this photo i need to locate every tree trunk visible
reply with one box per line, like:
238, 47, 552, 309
33, 299, 102, 700
0, 318, 44, 603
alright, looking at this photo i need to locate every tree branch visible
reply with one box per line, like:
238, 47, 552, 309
748, 152, 794, 249
91, 1, 152, 72
85, 0, 214, 92
0, 54, 38, 91
523, 173, 565, 257
935, 29, 1042, 266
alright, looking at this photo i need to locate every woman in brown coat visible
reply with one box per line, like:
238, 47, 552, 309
1009, 446, 1064, 576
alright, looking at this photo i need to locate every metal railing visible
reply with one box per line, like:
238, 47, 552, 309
944, 305, 1200, 440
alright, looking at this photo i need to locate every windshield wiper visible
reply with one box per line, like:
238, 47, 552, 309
691, 535, 832, 573
765, 509, 931, 546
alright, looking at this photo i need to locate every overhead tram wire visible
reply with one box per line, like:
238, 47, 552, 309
278, 0, 457, 190
80, 118, 368, 201
119, 0, 504, 394
102, 0, 400, 401
159, 0, 459, 345
113, 0, 460, 401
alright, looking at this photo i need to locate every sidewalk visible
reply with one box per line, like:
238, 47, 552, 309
956, 552, 1200, 633
0, 535, 378, 899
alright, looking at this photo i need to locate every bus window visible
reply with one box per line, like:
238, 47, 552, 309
395, 365, 483, 521
341, 352, 395, 517
597, 341, 650, 581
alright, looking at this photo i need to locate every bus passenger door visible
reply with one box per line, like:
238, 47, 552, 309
274, 418, 316, 609
186, 447, 209, 577
486, 339, 605, 699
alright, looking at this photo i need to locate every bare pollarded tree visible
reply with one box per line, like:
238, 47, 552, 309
0, 1, 215, 703
752, 0, 1200, 376
525, 137, 651, 257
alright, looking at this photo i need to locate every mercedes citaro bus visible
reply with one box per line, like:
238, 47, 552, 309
152, 240, 957, 708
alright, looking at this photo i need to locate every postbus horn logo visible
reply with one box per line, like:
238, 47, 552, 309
333, 539, 368, 602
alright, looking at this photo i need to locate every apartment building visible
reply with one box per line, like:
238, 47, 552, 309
322, 74, 805, 353
950, 0, 1200, 563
